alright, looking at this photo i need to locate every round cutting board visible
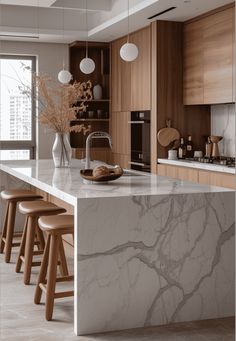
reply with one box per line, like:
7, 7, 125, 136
157, 126, 180, 147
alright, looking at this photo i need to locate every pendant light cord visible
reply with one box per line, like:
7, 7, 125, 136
86, 0, 88, 58
127, 0, 130, 42
62, 0, 65, 69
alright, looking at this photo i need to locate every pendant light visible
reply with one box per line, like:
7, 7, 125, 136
120, 0, 138, 62
80, 0, 95, 74
58, 0, 72, 84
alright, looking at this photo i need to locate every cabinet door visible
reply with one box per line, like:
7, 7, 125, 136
130, 26, 151, 111
183, 20, 204, 104
111, 40, 122, 112
111, 112, 130, 155
198, 170, 235, 189
203, 7, 234, 104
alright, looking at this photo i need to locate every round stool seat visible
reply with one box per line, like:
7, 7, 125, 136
19, 200, 66, 216
38, 215, 74, 234
1, 189, 42, 201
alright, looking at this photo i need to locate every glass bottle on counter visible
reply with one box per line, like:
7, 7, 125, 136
186, 135, 194, 158
178, 137, 186, 159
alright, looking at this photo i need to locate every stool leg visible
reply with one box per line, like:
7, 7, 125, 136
36, 225, 45, 251
15, 216, 28, 273
58, 238, 69, 276
34, 234, 51, 305
24, 216, 36, 285
0, 202, 9, 253
5, 201, 17, 263
45, 234, 59, 321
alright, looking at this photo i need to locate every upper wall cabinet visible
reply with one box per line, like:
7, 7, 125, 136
130, 26, 151, 111
184, 5, 235, 105
111, 26, 151, 112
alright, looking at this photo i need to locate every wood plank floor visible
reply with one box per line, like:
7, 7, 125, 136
0, 250, 234, 341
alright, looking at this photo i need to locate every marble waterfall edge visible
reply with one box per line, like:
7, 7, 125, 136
76, 192, 235, 335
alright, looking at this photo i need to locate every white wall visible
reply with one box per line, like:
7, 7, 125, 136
0, 40, 69, 159
211, 103, 235, 157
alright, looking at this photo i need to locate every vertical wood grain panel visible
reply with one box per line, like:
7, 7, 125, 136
203, 7, 233, 104
183, 20, 204, 104
130, 26, 151, 111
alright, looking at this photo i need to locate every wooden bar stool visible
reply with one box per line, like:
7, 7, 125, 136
0, 189, 43, 263
16, 200, 66, 285
34, 215, 74, 321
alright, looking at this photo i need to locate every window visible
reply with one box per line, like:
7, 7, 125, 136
0, 55, 36, 160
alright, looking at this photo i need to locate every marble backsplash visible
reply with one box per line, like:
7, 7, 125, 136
211, 104, 235, 157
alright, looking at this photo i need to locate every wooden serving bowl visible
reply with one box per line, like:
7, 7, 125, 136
80, 166, 123, 182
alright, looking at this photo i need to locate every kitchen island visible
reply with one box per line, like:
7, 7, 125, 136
0, 159, 234, 335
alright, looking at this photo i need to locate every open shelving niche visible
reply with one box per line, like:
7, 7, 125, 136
69, 41, 111, 162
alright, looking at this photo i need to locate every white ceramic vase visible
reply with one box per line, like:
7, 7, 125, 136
93, 84, 102, 100
52, 133, 72, 168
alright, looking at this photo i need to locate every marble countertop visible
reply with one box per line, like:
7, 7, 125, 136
0, 159, 233, 205
158, 158, 235, 174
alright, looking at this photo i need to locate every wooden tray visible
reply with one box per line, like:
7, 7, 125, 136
80, 168, 123, 182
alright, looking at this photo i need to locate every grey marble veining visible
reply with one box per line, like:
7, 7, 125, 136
76, 191, 235, 334
211, 104, 235, 157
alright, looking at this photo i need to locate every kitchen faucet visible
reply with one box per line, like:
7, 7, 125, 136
85, 131, 112, 169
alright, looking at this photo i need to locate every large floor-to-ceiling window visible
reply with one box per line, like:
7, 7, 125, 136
0, 55, 36, 160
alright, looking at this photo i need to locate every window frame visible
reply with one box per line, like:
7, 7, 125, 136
0, 54, 36, 159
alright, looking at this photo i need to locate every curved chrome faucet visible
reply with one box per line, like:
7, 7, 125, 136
85, 131, 112, 169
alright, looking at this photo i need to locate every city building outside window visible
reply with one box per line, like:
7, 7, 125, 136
0, 55, 36, 160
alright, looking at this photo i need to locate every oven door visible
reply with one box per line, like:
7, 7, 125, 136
129, 119, 150, 171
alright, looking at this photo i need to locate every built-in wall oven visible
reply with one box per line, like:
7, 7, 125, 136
129, 111, 150, 172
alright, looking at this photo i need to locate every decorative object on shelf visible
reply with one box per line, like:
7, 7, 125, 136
93, 84, 102, 100
97, 110, 103, 118
58, 0, 72, 84
120, 0, 139, 62
80, 0, 95, 74
80, 165, 123, 182
88, 110, 94, 118
157, 120, 180, 147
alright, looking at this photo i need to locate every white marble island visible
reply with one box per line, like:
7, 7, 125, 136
0, 159, 235, 336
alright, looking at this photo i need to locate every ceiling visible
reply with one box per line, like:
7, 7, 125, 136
0, 0, 233, 43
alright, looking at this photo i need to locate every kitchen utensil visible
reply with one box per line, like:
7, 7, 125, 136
157, 120, 180, 147
80, 166, 123, 182
209, 136, 223, 157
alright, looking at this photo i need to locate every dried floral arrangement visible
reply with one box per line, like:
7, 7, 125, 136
19, 67, 92, 135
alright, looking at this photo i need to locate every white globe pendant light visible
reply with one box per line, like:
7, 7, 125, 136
120, 42, 138, 62
80, 0, 95, 75
58, 0, 72, 84
120, 0, 138, 62
58, 67, 72, 84
80, 54, 95, 74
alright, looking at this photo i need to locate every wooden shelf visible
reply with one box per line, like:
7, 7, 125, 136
78, 99, 110, 102
72, 119, 110, 122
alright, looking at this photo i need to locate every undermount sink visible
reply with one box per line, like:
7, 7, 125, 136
122, 170, 145, 177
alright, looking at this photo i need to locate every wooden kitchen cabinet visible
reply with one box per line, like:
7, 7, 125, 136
110, 111, 130, 168
111, 26, 151, 112
183, 19, 204, 104
130, 26, 151, 111
157, 164, 235, 189
157, 164, 198, 183
198, 169, 235, 189
72, 148, 111, 164
203, 7, 234, 104
184, 4, 235, 105
111, 37, 131, 112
